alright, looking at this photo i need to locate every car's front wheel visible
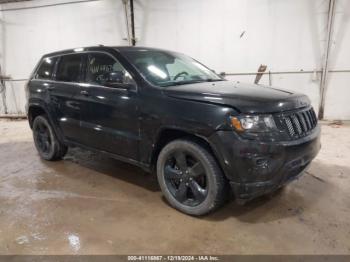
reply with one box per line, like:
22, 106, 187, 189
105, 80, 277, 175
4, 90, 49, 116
156, 139, 229, 216
32, 115, 68, 161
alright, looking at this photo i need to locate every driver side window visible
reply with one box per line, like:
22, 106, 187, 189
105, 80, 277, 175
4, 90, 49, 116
86, 53, 133, 86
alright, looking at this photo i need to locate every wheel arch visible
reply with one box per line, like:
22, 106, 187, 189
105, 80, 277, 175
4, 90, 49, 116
27, 103, 66, 145
150, 128, 226, 177
28, 104, 49, 128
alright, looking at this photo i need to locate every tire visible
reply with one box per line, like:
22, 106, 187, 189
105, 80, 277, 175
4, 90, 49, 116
32, 115, 68, 161
156, 139, 229, 216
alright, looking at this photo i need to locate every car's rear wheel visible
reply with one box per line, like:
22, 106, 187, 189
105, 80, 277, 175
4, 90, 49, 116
32, 115, 67, 161
156, 139, 229, 216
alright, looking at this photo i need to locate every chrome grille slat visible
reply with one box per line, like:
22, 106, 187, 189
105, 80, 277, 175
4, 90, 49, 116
303, 111, 312, 130
307, 110, 315, 127
291, 114, 302, 135
311, 110, 317, 125
285, 117, 295, 136
298, 113, 307, 132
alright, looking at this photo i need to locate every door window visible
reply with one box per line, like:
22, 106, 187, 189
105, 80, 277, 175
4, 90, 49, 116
56, 54, 83, 82
86, 53, 134, 86
35, 57, 58, 80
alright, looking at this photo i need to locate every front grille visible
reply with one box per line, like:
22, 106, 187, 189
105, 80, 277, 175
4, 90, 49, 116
277, 107, 318, 139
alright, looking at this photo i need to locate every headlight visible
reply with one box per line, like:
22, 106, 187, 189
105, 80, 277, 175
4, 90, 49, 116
231, 115, 277, 132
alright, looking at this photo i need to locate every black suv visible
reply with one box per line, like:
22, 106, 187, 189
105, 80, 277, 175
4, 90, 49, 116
26, 46, 321, 215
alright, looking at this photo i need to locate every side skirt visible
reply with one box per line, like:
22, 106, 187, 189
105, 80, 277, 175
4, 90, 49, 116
65, 140, 152, 173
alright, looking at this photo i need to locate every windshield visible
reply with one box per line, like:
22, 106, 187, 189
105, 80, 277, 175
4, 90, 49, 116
121, 49, 223, 87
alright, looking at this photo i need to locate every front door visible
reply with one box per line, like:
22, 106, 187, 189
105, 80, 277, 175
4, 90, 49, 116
78, 52, 140, 160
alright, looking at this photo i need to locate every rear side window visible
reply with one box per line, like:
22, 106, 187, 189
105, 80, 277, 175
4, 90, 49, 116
56, 54, 83, 82
35, 57, 58, 80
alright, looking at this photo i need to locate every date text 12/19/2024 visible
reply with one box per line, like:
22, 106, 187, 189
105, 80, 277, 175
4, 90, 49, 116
127, 256, 220, 261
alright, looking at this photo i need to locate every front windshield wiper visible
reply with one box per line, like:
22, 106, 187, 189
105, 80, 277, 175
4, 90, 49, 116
161, 78, 224, 87
161, 80, 205, 87
203, 78, 225, 82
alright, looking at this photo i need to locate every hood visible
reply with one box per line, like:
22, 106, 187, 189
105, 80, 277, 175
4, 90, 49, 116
163, 80, 310, 114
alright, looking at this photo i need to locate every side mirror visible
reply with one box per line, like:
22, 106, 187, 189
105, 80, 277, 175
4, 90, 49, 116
104, 71, 136, 90
105, 71, 124, 85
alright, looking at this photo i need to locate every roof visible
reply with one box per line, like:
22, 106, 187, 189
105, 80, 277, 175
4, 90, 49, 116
43, 45, 172, 58
0, 0, 30, 3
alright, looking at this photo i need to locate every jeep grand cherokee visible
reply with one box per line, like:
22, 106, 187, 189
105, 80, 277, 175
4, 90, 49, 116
26, 46, 321, 215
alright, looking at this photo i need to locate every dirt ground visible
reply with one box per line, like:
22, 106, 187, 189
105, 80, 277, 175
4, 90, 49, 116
0, 119, 349, 255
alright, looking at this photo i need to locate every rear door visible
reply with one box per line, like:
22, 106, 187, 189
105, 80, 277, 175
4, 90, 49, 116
49, 53, 86, 143
78, 52, 140, 160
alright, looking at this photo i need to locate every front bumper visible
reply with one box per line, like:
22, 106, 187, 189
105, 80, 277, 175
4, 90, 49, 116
209, 125, 321, 203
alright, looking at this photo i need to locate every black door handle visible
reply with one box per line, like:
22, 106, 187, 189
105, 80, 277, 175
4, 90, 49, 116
47, 86, 55, 91
80, 90, 89, 96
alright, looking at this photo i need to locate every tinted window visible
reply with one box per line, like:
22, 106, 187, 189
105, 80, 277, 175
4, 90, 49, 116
35, 57, 58, 80
56, 54, 83, 82
86, 53, 133, 86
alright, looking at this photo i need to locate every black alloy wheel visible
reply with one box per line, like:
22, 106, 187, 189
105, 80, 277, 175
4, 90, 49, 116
164, 150, 208, 207
32, 115, 67, 161
34, 119, 52, 155
157, 139, 229, 216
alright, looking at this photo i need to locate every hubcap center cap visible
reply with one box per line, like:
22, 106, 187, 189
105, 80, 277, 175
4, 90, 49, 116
182, 169, 191, 182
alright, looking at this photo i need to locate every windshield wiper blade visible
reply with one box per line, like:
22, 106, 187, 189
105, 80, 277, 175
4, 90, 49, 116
162, 80, 204, 86
204, 78, 224, 82
161, 78, 224, 87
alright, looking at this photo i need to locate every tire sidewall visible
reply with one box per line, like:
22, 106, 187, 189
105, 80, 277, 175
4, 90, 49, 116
157, 140, 221, 216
